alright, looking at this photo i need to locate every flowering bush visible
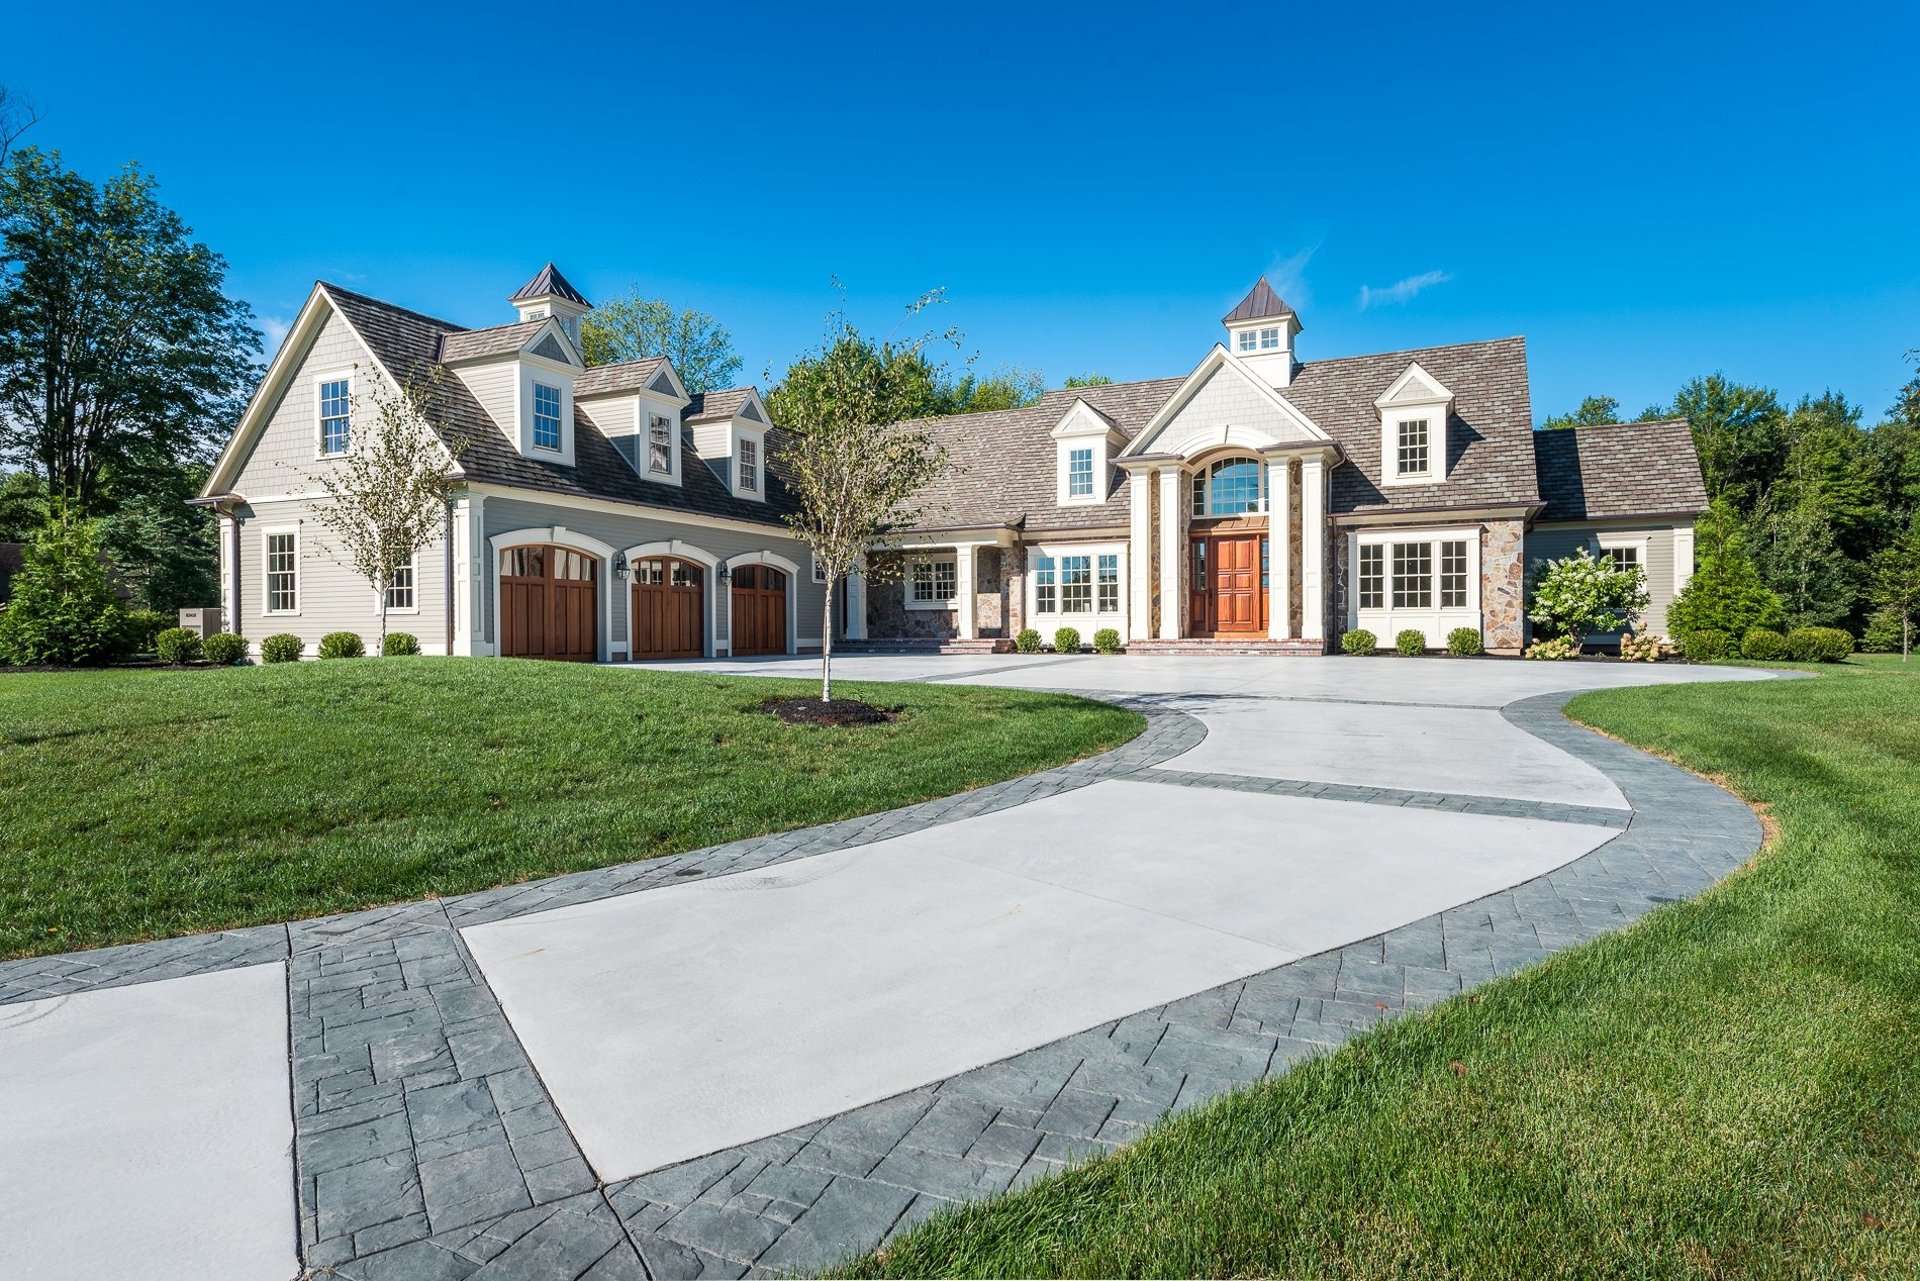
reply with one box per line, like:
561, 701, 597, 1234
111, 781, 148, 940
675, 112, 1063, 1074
1527, 548, 1649, 651
1619, 631, 1663, 662
1525, 636, 1578, 661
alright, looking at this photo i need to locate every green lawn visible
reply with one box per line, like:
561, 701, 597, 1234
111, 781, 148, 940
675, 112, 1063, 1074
0, 660, 1141, 959
845, 656, 1920, 1280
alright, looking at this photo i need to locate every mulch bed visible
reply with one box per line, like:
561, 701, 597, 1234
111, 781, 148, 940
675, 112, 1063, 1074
762, 697, 897, 727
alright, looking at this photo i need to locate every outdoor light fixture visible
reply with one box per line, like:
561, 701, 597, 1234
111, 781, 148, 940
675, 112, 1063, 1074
612, 551, 629, 581
717, 564, 732, 584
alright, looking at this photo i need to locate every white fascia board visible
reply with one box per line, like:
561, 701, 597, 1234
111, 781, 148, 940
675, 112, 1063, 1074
1049, 398, 1124, 443
204, 284, 337, 496
462, 481, 798, 541
1374, 360, 1455, 410
1119, 345, 1328, 458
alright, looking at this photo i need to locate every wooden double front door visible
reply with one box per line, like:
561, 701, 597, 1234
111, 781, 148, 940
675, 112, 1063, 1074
632, 557, 704, 659
500, 545, 598, 661
730, 564, 788, 656
1189, 533, 1267, 636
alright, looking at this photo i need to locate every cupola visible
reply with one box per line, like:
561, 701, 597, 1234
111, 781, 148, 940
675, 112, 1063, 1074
508, 263, 592, 347
1222, 277, 1302, 387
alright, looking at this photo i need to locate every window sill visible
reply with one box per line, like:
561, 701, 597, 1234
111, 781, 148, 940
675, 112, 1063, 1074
903, 599, 957, 612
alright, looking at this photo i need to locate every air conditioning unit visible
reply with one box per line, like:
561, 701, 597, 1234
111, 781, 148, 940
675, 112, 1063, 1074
177, 607, 222, 637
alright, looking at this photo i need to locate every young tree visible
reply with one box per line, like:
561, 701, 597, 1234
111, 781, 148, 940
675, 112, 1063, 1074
1869, 516, 1920, 659
1668, 499, 1786, 639
0, 501, 130, 665
1526, 547, 1649, 651
769, 295, 956, 702
0, 149, 259, 512
579, 289, 742, 393
302, 368, 463, 654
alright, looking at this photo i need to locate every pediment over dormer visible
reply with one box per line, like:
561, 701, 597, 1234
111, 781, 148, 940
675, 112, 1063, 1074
1120, 345, 1327, 461
1375, 361, 1454, 411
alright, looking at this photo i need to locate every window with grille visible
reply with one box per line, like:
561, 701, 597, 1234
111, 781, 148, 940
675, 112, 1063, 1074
1258, 326, 1282, 350
1060, 555, 1092, 612
1439, 540, 1468, 608
266, 532, 298, 613
1396, 418, 1429, 476
1097, 554, 1119, 612
533, 383, 562, 450
648, 413, 673, 474
1066, 447, 1094, 498
1193, 457, 1263, 517
738, 437, 759, 492
385, 558, 414, 610
318, 379, 350, 455
1604, 545, 1640, 573
1358, 544, 1385, 609
1392, 542, 1433, 608
1236, 330, 1256, 353
910, 558, 955, 604
1034, 555, 1056, 613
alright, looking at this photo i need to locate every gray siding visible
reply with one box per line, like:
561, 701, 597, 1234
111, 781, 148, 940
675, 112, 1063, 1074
480, 496, 824, 654
1154, 364, 1316, 456
235, 498, 450, 653
233, 311, 372, 495
1526, 520, 1685, 639
453, 360, 518, 441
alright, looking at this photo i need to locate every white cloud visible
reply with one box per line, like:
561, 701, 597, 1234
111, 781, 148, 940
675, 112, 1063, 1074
1358, 269, 1452, 310
1264, 243, 1320, 309
258, 315, 292, 351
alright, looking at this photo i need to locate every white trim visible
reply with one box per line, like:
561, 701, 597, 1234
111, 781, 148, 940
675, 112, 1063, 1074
1376, 362, 1455, 489
1373, 361, 1455, 411
1347, 524, 1482, 648
722, 550, 800, 655
903, 553, 959, 611
381, 551, 420, 615
1119, 344, 1328, 459
313, 369, 355, 460
623, 539, 721, 659
262, 524, 302, 617
1596, 531, 1652, 572
463, 482, 799, 542
488, 525, 614, 662
1673, 523, 1696, 596
1026, 540, 1128, 633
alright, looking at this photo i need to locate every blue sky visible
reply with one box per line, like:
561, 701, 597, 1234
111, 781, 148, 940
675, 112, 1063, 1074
9, 2, 1919, 423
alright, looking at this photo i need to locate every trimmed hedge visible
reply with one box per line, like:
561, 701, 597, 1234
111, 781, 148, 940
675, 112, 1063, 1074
202, 633, 249, 666
1014, 628, 1043, 654
1741, 628, 1789, 661
1395, 628, 1426, 657
1053, 627, 1082, 654
260, 634, 304, 664
1445, 627, 1483, 656
154, 627, 203, 665
383, 632, 421, 657
1092, 628, 1121, 654
1681, 629, 1732, 662
318, 632, 365, 660
1785, 626, 1854, 663
1340, 628, 1378, 655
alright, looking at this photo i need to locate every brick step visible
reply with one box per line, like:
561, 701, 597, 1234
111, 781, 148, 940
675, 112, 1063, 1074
1126, 638, 1329, 656
839, 638, 1015, 655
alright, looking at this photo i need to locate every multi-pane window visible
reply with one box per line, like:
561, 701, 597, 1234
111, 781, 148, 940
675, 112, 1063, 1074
1604, 545, 1640, 574
738, 438, 759, 492
1258, 326, 1282, 350
1193, 457, 1263, 517
1066, 447, 1094, 498
1439, 540, 1469, 608
1060, 555, 1092, 613
1034, 555, 1056, 613
266, 532, 298, 613
1396, 418, 1429, 476
385, 558, 415, 611
1260, 537, 1269, 590
532, 383, 562, 451
1236, 330, 1257, 353
1097, 554, 1119, 612
319, 379, 351, 455
910, 558, 956, 604
1392, 542, 1433, 608
648, 413, 673, 474
1358, 544, 1385, 610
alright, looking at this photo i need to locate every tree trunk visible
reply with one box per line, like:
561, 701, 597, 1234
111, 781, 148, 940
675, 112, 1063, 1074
820, 578, 835, 703
377, 572, 389, 655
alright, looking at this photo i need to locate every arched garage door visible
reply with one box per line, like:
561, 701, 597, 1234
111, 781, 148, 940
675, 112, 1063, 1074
500, 545, 598, 662
730, 564, 787, 656
632, 557, 704, 659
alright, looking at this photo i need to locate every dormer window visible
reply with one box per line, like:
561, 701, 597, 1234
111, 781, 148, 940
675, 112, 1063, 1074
1375, 362, 1455, 488
738, 437, 759, 493
1233, 326, 1283, 354
1396, 418, 1430, 477
1066, 447, 1094, 498
648, 413, 674, 475
532, 383, 563, 451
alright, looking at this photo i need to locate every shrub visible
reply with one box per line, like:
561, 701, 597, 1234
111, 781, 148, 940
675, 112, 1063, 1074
1445, 627, 1483, 656
318, 631, 365, 660
1680, 629, 1731, 662
1785, 625, 1853, 663
1862, 605, 1908, 654
1619, 631, 1664, 662
1741, 628, 1789, 661
1092, 628, 1121, 655
1340, 628, 1378, 655
1527, 547, 1648, 645
1394, 628, 1426, 656
1525, 636, 1578, 661
383, 631, 421, 657
202, 633, 249, 666
121, 608, 172, 653
154, 627, 203, 664
260, 634, 304, 664
0, 507, 134, 666
1052, 627, 1082, 654
1014, 628, 1043, 654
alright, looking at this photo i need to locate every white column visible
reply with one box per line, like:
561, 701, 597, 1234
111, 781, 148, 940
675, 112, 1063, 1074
1157, 466, 1184, 640
845, 565, 868, 641
468, 493, 490, 655
1127, 467, 1153, 640
1673, 525, 1696, 597
1300, 454, 1327, 642
1267, 457, 1292, 639
954, 545, 976, 640
218, 515, 237, 635
450, 500, 474, 655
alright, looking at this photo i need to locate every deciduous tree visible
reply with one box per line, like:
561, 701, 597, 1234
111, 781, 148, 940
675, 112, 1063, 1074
1670, 374, 1787, 515
580, 289, 741, 394
1869, 515, 1920, 659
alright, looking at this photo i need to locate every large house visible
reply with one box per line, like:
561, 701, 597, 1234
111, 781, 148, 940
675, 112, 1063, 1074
198, 268, 1707, 659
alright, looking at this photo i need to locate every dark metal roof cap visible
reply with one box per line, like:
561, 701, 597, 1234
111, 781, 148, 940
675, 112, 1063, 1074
508, 263, 591, 308
1222, 276, 1296, 324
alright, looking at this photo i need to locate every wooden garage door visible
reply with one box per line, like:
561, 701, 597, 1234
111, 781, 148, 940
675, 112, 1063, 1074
632, 557, 704, 659
500, 545, 598, 662
730, 564, 787, 656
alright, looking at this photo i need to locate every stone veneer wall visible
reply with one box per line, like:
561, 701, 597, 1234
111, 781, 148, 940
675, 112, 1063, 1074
1481, 518, 1527, 653
973, 547, 1008, 638
864, 552, 956, 639
1330, 528, 1350, 643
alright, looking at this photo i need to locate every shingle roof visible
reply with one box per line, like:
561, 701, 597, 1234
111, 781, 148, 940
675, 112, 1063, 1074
1533, 419, 1708, 521
508, 263, 590, 307
1222, 277, 1296, 324
437, 319, 548, 363
685, 388, 757, 424
320, 284, 796, 528
573, 357, 667, 398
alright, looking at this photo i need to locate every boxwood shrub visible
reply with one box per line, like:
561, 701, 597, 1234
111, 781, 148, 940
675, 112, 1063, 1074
202, 633, 248, 666
318, 631, 366, 660
1680, 629, 1732, 662
1052, 626, 1082, 654
1395, 628, 1426, 656
1785, 625, 1853, 663
260, 633, 304, 664
1741, 628, 1789, 661
1340, 628, 1378, 655
1092, 628, 1121, 654
1014, 628, 1043, 654
383, 631, 421, 656
154, 627, 203, 665
1445, 627, 1483, 656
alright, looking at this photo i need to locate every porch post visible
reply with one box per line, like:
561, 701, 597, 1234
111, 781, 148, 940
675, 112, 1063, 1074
1300, 452, 1328, 643
1267, 455, 1292, 639
845, 564, 867, 641
1127, 464, 1153, 640
1157, 466, 1184, 640
954, 544, 976, 640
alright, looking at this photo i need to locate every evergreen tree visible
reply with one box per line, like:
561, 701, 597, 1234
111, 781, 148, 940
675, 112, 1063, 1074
1668, 499, 1785, 638
1869, 515, 1920, 659
0, 503, 131, 665
1752, 501, 1857, 629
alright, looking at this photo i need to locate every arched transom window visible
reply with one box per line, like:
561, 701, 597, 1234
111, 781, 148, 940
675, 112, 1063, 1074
1191, 456, 1266, 518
